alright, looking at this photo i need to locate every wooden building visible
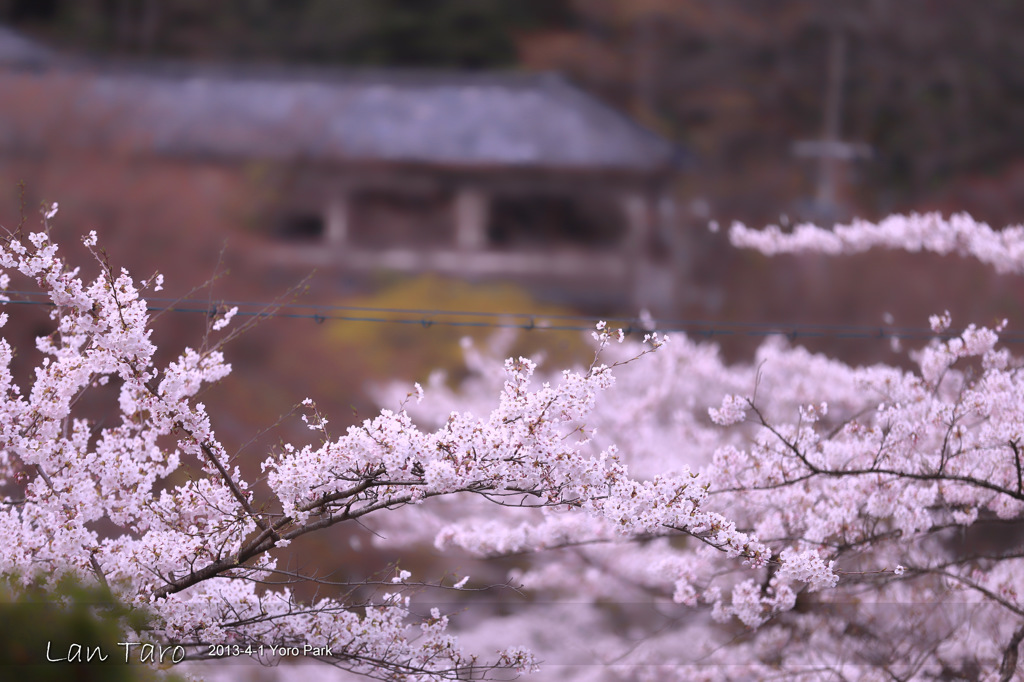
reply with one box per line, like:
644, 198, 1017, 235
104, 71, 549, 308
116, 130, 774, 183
0, 25, 685, 311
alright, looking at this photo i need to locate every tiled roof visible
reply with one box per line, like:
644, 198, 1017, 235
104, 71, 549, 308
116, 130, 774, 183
0, 28, 678, 173
0, 25, 52, 66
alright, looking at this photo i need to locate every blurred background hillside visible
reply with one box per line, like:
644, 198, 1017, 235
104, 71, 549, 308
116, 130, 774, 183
1, 0, 1024, 434
5, 0, 1024, 222
1, 0, 1024, 619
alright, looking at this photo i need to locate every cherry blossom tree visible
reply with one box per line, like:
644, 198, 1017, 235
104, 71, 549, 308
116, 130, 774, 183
4, 207, 1024, 681
376, 212, 1024, 681
0, 206, 787, 680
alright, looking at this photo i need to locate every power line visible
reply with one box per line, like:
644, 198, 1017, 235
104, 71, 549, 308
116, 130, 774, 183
0, 290, 1019, 345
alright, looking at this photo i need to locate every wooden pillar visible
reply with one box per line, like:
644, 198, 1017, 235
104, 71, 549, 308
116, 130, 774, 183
659, 193, 683, 313
622, 191, 652, 309
325, 194, 349, 245
623, 192, 652, 249
454, 188, 489, 251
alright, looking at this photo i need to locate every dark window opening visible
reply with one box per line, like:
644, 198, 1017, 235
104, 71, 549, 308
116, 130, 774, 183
350, 190, 454, 248
275, 212, 325, 241
488, 195, 625, 249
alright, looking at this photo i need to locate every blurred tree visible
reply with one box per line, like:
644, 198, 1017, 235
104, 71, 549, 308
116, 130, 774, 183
324, 275, 588, 387
519, 0, 1024, 223
3, 1, 1022, 220
0, 0, 570, 67
0, 574, 176, 681
0, 0, 58, 23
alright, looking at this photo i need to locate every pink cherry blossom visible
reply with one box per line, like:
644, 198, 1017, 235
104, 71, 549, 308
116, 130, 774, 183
4, 210, 1024, 680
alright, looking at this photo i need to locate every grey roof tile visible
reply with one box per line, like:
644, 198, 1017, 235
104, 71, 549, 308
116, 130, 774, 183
0, 25, 52, 66
0, 31, 677, 172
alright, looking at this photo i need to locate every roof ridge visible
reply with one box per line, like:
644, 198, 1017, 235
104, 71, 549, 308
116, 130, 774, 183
0, 23, 53, 66
0, 31, 680, 172
26, 52, 570, 89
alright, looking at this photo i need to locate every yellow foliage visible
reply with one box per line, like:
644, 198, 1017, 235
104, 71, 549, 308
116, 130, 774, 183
323, 276, 590, 384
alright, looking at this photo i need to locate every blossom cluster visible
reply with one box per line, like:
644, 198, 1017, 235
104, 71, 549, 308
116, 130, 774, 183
0, 216, 787, 680
0, 222, 547, 679
373, 213, 1024, 680
6, 209, 1024, 680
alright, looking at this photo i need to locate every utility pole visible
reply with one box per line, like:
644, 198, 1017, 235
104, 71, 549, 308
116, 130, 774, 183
792, 27, 872, 222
